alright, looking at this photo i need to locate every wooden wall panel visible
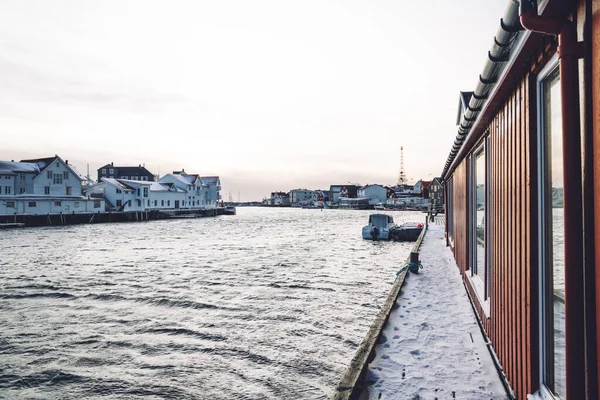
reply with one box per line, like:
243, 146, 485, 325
448, 75, 536, 399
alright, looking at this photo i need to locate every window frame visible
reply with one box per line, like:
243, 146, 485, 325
469, 138, 491, 311
535, 54, 563, 400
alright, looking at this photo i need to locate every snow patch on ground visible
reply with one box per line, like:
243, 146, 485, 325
367, 222, 508, 400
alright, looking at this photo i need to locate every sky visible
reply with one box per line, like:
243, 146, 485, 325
0, 0, 511, 201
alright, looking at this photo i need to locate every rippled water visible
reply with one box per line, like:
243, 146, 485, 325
0, 207, 422, 399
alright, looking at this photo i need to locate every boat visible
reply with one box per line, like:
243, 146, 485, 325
362, 213, 396, 240
224, 205, 236, 215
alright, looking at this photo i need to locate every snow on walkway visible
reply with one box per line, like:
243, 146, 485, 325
367, 222, 508, 400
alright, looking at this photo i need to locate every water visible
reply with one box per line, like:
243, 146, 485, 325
0, 207, 422, 399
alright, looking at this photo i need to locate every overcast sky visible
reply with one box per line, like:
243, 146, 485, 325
0, 0, 510, 201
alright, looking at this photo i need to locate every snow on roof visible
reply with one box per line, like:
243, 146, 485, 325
200, 176, 220, 185
118, 178, 153, 186
101, 177, 134, 190
0, 161, 41, 173
19, 156, 56, 170
149, 182, 185, 192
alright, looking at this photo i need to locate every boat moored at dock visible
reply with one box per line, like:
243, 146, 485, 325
362, 213, 423, 241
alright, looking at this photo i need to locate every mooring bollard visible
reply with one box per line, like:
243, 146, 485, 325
409, 252, 420, 274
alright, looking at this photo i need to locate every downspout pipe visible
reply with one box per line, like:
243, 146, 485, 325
519, 1, 585, 398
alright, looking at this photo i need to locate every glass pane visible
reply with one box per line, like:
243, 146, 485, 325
475, 150, 486, 286
544, 69, 565, 398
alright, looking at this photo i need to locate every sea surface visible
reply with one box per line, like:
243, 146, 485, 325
0, 207, 422, 399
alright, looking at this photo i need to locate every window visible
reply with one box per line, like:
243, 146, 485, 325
44, 186, 50, 195
19, 187, 25, 194
109, 168, 114, 174
20, 173, 25, 180
94, 200, 101, 208
66, 186, 71, 195
28, 201, 36, 207
470, 141, 490, 304
116, 200, 122, 207
127, 200, 131, 206
74, 202, 79, 208
53, 173, 63, 185
538, 61, 565, 398
167, 200, 170, 206
63, 171, 68, 179
4, 186, 10, 194
116, 189, 122, 194
47, 170, 52, 179
137, 199, 141, 206
447, 177, 454, 244
54, 201, 61, 206
147, 200, 150, 206
102, 168, 106, 174
161, 200, 164, 206
155, 200, 158, 207
137, 188, 140, 196
6, 201, 15, 208
143, 187, 148, 197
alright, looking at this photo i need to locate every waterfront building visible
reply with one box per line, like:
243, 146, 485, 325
0, 155, 105, 215
200, 176, 221, 209
159, 172, 207, 209
442, 1, 600, 398
270, 191, 290, 206
356, 184, 391, 206
412, 179, 431, 198
427, 177, 444, 213
97, 162, 155, 182
329, 185, 359, 205
289, 189, 315, 206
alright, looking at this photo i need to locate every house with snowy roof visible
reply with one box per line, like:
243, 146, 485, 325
200, 176, 221, 209
356, 184, 391, 205
97, 162, 155, 182
0, 155, 105, 216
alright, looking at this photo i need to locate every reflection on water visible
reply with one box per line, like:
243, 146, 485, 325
552, 207, 565, 397
0, 207, 421, 399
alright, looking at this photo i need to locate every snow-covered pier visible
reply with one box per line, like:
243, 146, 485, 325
333, 221, 509, 400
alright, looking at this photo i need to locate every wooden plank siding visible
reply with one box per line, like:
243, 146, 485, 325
447, 75, 537, 399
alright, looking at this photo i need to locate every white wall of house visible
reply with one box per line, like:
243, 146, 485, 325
290, 189, 315, 204
0, 197, 104, 215
357, 185, 388, 205
148, 188, 186, 210
33, 159, 83, 197
0, 173, 15, 195
201, 177, 221, 209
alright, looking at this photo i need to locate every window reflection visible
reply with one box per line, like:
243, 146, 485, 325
475, 150, 485, 288
544, 68, 565, 398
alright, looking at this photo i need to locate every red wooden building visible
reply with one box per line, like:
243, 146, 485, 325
442, 0, 600, 398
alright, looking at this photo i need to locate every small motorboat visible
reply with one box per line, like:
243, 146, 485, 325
374, 203, 385, 210
362, 213, 396, 240
224, 205, 236, 215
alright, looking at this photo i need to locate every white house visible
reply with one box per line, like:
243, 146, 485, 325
0, 155, 105, 216
158, 172, 210, 209
270, 191, 290, 206
289, 189, 315, 205
86, 178, 190, 212
357, 184, 389, 205
200, 176, 221, 209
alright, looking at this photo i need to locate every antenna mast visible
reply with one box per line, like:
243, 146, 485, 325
397, 146, 407, 186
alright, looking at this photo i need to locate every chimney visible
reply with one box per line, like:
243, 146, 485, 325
111, 162, 114, 166
139, 164, 141, 168
65, 160, 69, 165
